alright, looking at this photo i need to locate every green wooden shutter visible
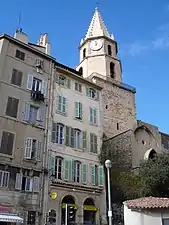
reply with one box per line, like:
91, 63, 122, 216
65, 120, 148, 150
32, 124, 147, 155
79, 103, 83, 119
58, 96, 62, 112
90, 165, 96, 185
86, 87, 89, 96
94, 135, 97, 153
89, 107, 93, 123
75, 102, 79, 118
82, 163, 87, 184
69, 159, 74, 181
82, 131, 87, 149
70, 128, 74, 147
67, 79, 71, 89
96, 90, 100, 101
49, 155, 55, 177
98, 166, 104, 186
94, 109, 97, 124
90, 133, 93, 153
62, 97, 66, 113
51, 123, 56, 142
64, 159, 69, 180
65, 126, 70, 146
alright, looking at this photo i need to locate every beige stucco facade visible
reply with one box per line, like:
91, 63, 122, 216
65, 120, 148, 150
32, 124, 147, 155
0, 31, 54, 225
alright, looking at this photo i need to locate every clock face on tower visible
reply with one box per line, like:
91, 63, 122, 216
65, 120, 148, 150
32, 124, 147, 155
90, 39, 103, 51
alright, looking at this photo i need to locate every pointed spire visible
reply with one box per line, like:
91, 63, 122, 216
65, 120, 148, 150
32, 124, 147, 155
84, 8, 113, 40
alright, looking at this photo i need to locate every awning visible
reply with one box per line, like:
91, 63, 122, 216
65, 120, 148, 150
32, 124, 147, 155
0, 214, 23, 223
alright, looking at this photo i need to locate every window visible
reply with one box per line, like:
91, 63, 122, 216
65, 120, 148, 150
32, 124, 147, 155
162, 219, 169, 225
0, 171, 9, 187
11, 69, 23, 86
15, 173, 40, 192
90, 133, 97, 153
74, 129, 81, 149
75, 82, 82, 93
117, 123, 119, 130
74, 161, 81, 183
79, 67, 83, 75
0, 131, 14, 155
6, 97, 19, 118
51, 123, 64, 144
86, 87, 99, 100
27, 211, 36, 225
57, 96, 67, 114
83, 48, 86, 59
55, 157, 63, 179
75, 102, 83, 120
110, 62, 115, 78
27, 75, 47, 96
56, 75, 71, 88
23, 103, 45, 123
89, 108, 97, 125
108, 45, 112, 56
15, 49, 25, 61
24, 138, 42, 160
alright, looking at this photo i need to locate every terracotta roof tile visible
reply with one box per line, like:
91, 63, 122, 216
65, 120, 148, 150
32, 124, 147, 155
124, 197, 169, 209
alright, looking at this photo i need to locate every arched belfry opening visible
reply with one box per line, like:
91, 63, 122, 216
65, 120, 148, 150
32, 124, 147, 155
83, 198, 96, 225
144, 148, 157, 160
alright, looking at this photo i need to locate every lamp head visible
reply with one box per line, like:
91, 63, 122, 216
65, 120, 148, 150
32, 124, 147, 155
105, 159, 112, 169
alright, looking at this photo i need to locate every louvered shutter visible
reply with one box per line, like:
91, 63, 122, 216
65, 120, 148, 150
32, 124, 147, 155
98, 166, 104, 186
94, 109, 97, 124
49, 155, 55, 177
15, 173, 23, 190
37, 105, 45, 122
90, 165, 96, 185
79, 103, 83, 119
36, 141, 41, 160
65, 126, 70, 146
70, 128, 74, 147
96, 90, 100, 101
94, 135, 98, 153
41, 80, 47, 96
27, 75, 33, 90
82, 131, 87, 149
82, 163, 87, 184
66, 79, 71, 89
69, 159, 74, 181
86, 87, 89, 96
24, 138, 33, 159
51, 123, 56, 142
23, 103, 30, 121
64, 159, 69, 180
32, 176, 40, 192
58, 96, 62, 112
75, 102, 79, 118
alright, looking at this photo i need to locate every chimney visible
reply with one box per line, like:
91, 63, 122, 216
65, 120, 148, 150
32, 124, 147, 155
37, 33, 51, 55
14, 29, 28, 44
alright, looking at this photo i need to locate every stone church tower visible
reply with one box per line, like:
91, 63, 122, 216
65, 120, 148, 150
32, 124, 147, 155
76, 8, 137, 138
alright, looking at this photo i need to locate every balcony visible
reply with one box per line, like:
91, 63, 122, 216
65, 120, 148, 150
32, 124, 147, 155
31, 90, 44, 102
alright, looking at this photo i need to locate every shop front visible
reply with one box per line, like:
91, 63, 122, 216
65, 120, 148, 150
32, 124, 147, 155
0, 206, 23, 225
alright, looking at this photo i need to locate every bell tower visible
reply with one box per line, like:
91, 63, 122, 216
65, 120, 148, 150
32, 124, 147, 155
76, 8, 122, 82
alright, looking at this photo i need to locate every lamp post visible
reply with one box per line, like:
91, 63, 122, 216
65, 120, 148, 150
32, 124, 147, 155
105, 159, 112, 225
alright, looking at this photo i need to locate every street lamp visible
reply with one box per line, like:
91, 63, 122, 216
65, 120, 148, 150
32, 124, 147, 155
105, 159, 112, 225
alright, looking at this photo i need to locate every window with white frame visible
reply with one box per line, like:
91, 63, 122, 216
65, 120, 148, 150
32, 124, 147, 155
56, 75, 71, 88
27, 75, 47, 96
23, 103, 45, 124
51, 123, 64, 144
57, 96, 67, 114
90, 133, 98, 153
74, 129, 81, 149
0, 171, 9, 187
55, 157, 63, 179
74, 161, 81, 183
75, 82, 82, 93
75, 102, 83, 120
24, 138, 42, 160
86, 87, 99, 100
15, 173, 40, 193
89, 107, 97, 125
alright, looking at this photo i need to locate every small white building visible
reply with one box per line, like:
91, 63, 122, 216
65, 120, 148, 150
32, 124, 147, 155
123, 196, 169, 225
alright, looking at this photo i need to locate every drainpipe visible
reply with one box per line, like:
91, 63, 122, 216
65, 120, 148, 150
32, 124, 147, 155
40, 59, 55, 225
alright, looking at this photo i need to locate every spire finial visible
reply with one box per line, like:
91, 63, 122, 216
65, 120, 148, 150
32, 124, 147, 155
96, 0, 100, 9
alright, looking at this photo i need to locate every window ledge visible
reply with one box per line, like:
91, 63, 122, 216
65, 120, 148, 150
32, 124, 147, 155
74, 117, 83, 122
0, 153, 13, 159
56, 110, 68, 117
89, 152, 98, 156
24, 158, 40, 164
73, 148, 84, 152
89, 122, 98, 127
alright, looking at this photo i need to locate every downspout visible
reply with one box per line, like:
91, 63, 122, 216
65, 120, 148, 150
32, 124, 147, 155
40, 59, 54, 225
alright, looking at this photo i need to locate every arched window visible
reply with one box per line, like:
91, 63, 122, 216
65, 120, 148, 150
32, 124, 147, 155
110, 62, 115, 78
79, 67, 83, 75
83, 48, 86, 59
108, 45, 112, 56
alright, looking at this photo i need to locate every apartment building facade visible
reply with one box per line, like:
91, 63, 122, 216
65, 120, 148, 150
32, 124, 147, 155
47, 63, 106, 225
0, 30, 54, 225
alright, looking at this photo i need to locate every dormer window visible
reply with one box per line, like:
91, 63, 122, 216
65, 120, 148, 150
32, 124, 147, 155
108, 45, 112, 56
110, 62, 115, 78
83, 48, 86, 59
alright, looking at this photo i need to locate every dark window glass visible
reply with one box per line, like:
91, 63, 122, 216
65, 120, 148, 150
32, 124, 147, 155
11, 69, 23, 86
110, 62, 115, 78
15, 50, 25, 61
108, 45, 112, 56
83, 48, 86, 59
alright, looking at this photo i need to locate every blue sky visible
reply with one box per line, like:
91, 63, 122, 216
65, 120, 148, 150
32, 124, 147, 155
1, 0, 169, 133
